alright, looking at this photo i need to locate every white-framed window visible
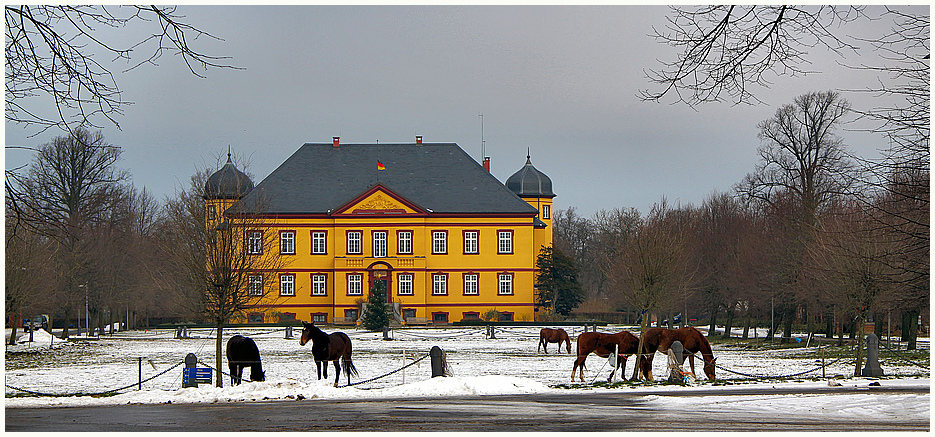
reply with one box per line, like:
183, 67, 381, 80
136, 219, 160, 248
311, 274, 327, 296
463, 231, 478, 254
207, 205, 217, 221
280, 274, 295, 296
498, 230, 513, 254
347, 274, 363, 296
247, 275, 263, 296
312, 313, 327, 323
498, 273, 513, 295
280, 231, 296, 255
542, 204, 551, 219
373, 231, 387, 258
347, 231, 362, 254
432, 273, 447, 295
247, 231, 263, 254
463, 274, 478, 295
312, 231, 327, 254
397, 231, 412, 254
432, 231, 447, 254
397, 274, 413, 295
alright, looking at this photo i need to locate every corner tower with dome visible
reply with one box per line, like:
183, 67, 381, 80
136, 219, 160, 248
204, 152, 254, 226
505, 153, 555, 256
207, 137, 554, 325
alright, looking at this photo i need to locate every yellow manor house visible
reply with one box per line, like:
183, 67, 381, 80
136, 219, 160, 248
204, 137, 554, 325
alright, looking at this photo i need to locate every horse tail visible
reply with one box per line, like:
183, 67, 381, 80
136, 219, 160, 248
342, 355, 359, 378
341, 333, 359, 378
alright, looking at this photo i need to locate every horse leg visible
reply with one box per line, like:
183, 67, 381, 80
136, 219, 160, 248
572, 356, 587, 382
316, 361, 323, 380
333, 360, 341, 388
640, 354, 654, 380
686, 353, 697, 377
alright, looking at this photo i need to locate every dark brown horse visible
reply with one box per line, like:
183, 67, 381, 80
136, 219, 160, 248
299, 322, 358, 387
226, 335, 265, 385
538, 328, 571, 354
638, 327, 717, 380
571, 330, 640, 382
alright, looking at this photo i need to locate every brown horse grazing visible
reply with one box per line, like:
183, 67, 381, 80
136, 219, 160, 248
638, 327, 717, 380
571, 330, 640, 382
538, 328, 571, 354
299, 322, 358, 387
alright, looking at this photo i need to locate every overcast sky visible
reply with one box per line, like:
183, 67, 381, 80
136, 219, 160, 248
5, 5, 923, 217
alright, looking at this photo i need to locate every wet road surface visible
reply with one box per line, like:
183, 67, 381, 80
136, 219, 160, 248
6, 386, 928, 432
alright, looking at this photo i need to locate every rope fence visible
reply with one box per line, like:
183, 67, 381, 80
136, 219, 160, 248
5, 361, 184, 397
7, 326, 929, 396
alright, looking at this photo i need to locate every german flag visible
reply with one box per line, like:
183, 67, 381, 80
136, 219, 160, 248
377, 161, 386, 171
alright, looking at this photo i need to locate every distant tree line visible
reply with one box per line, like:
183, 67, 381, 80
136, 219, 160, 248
553, 90, 927, 349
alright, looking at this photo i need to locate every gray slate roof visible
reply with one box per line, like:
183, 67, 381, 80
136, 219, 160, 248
239, 143, 538, 215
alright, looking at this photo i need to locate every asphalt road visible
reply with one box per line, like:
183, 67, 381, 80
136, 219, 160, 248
6, 386, 929, 432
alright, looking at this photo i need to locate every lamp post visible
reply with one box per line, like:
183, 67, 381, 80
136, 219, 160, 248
78, 283, 88, 337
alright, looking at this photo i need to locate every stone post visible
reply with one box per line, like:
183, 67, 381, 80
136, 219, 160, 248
667, 341, 686, 384
861, 333, 884, 377
285, 326, 293, 339
430, 346, 446, 377
183, 353, 198, 388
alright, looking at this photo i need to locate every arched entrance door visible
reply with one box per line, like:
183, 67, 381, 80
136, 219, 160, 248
368, 262, 393, 304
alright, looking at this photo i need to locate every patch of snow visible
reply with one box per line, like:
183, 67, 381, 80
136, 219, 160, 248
5, 325, 929, 418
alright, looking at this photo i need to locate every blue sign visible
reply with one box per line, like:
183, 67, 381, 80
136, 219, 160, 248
182, 367, 213, 385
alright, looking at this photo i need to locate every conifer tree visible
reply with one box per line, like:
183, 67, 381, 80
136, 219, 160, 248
361, 283, 390, 332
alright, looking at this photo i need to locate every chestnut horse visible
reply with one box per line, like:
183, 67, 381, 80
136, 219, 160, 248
538, 328, 571, 354
299, 322, 358, 387
639, 327, 717, 380
571, 330, 640, 382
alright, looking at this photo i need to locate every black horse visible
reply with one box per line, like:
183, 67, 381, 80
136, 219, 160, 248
299, 322, 358, 387
226, 335, 265, 385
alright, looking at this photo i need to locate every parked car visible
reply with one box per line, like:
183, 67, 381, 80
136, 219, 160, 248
31, 314, 50, 331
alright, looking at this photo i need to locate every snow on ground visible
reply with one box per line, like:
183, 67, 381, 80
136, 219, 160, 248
5, 325, 930, 423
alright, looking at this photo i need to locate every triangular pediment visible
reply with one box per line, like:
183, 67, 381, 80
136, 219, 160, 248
332, 184, 428, 216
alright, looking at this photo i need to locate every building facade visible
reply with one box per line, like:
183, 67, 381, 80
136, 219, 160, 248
206, 137, 554, 324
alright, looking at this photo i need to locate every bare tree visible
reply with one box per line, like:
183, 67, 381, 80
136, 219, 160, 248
10, 128, 129, 337
5, 6, 236, 244
737, 91, 855, 227
640, 5, 865, 106
5, 5, 236, 135
810, 200, 900, 372
693, 192, 756, 338
163, 165, 283, 387
601, 200, 695, 379
15, 128, 127, 243
5, 224, 59, 344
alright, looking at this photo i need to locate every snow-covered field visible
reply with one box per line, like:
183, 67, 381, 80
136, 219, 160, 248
4, 325, 930, 424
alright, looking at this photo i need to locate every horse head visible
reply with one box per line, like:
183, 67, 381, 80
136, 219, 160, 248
252, 370, 266, 382
299, 321, 318, 346
703, 356, 717, 380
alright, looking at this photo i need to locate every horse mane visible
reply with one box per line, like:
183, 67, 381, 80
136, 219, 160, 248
686, 326, 714, 358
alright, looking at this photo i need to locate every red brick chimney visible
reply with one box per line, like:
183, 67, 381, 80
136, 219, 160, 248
416, 135, 423, 144
333, 137, 340, 148
483, 157, 490, 172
